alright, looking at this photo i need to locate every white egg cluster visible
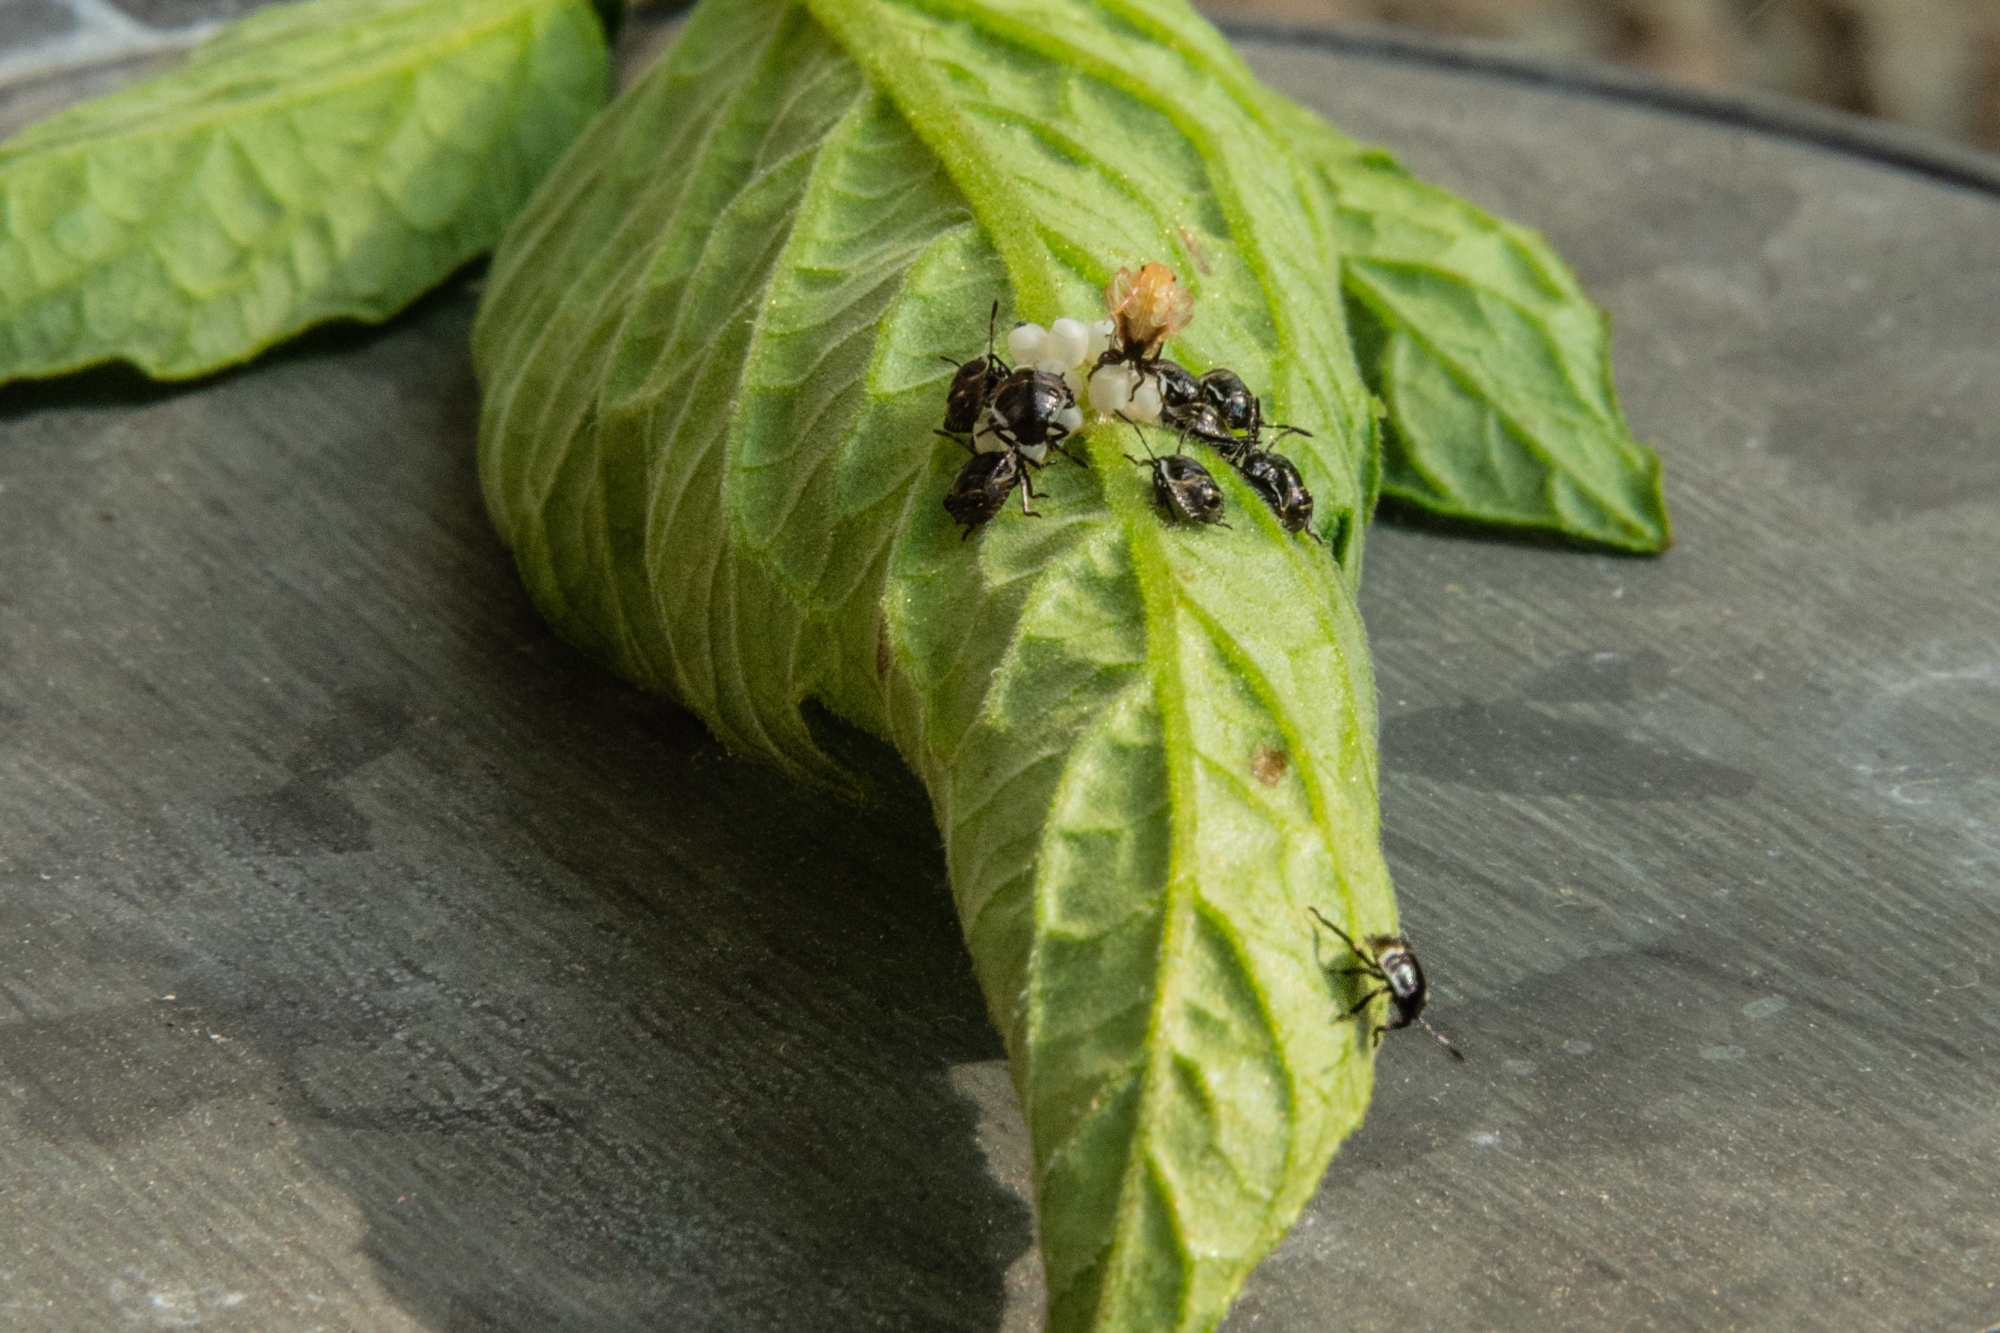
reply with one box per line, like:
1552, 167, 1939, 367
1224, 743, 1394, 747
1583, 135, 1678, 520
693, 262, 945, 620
1001, 314, 1174, 432
1087, 360, 1162, 425
1006, 316, 1110, 395
966, 317, 1099, 461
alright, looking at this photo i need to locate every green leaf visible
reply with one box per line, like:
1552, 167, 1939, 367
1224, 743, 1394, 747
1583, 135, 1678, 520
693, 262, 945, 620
472, 1, 1395, 1329
1268, 107, 1670, 552
0, 0, 609, 386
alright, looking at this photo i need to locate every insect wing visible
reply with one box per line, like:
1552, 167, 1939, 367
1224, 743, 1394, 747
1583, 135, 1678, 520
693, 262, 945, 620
1159, 454, 1227, 525
993, 369, 1076, 449
1238, 451, 1314, 533
1372, 939, 1428, 1029
944, 449, 1020, 535
1148, 359, 1201, 411
1198, 367, 1258, 435
942, 356, 1007, 434
1106, 262, 1193, 358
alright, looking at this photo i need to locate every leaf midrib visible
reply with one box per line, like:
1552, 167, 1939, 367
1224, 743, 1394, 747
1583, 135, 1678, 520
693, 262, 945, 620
806, 0, 1059, 318
906, 0, 1306, 414
1090, 423, 1201, 1328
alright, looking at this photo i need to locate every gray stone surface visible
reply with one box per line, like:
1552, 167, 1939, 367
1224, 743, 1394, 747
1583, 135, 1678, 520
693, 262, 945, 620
0, 23, 1995, 1333
96, 0, 258, 28
1241, 37, 2000, 1333
0, 0, 76, 49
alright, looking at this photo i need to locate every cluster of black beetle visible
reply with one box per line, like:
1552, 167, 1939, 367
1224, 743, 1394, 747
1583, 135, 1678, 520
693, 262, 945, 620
936, 268, 1462, 1062
934, 303, 1079, 534
934, 265, 1322, 541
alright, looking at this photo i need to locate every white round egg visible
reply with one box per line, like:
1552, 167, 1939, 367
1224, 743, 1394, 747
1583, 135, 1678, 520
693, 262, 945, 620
1007, 323, 1046, 366
1045, 318, 1091, 369
1089, 363, 1135, 418
1126, 378, 1163, 424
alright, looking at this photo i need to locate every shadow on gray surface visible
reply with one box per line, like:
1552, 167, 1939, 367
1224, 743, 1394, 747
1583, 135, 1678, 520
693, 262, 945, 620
0, 294, 1028, 1331
1383, 698, 1756, 799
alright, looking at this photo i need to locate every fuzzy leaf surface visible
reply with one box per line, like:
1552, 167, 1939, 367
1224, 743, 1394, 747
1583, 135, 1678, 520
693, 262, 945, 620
472, 2, 1396, 1329
1268, 108, 1670, 552
0, 0, 609, 385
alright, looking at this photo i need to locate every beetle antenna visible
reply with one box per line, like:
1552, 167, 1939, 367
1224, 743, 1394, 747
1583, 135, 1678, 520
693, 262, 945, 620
1418, 1018, 1466, 1062
986, 299, 1000, 361
1119, 416, 1159, 462
1306, 905, 1365, 959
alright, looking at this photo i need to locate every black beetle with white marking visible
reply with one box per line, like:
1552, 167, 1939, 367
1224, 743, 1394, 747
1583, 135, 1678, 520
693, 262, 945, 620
1235, 448, 1318, 539
1125, 426, 1228, 528
937, 301, 1010, 439
976, 367, 1085, 465
1198, 367, 1307, 449
1152, 359, 1237, 446
943, 448, 1037, 538
1308, 906, 1464, 1061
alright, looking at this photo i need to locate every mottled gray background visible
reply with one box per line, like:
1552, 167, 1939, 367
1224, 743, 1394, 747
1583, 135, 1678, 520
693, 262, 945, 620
1, 9, 1996, 1333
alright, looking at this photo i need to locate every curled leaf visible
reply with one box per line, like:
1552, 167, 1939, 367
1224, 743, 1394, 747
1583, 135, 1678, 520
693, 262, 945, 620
473, 0, 1395, 1328
0, 0, 609, 385
1268, 103, 1671, 552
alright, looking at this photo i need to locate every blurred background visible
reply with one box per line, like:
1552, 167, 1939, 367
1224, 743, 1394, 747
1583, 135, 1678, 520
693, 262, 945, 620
1200, 0, 2000, 149
4, 0, 2000, 150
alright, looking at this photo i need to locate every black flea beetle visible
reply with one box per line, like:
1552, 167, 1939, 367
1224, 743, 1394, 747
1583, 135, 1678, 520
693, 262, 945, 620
1195, 367, 1312, 460
1152, 359, 1237, 447
937, 301, 1010, 439
977, 367, 1084, 465
1308, 906, 1464, 1061
944, 448, 1038, 538
1125, 429, 1228, 527
1235, 448, 1319, 539
1198, 367, 1260, 438
1148, 358, 1202, 415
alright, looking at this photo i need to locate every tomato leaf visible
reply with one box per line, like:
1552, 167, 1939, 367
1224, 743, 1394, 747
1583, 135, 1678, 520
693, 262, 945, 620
0, 0, 610, 385
472, 1, 1396, 1329
1266, 104, 1671, 552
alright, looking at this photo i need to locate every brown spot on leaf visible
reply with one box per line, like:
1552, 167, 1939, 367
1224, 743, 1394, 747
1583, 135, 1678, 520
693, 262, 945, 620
1252, 746, 1288, 786
875, 619, 891, 680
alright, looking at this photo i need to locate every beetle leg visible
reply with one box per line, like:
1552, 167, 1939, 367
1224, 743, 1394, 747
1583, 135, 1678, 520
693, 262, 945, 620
1340, 985, 1390, 1021
1307, 907, 1372, 964
1019, 475, 1044, 518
